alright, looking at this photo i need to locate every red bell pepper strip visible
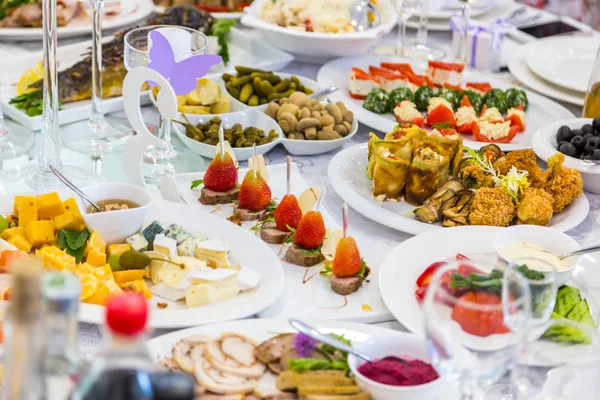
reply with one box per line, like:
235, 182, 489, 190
465, 82, 492, 94
381, 62, 415, 76
369, 65, 405, 80
472, 122, 519, 144
428, 61, 465, 72
426, 104, 456, 127
504, 104, 526, 132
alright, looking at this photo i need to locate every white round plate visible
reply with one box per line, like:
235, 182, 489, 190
172, 109, 283, 160
0, 0, 154, 41
426, 0, 502, 19
318, 55, 575, 151
525, 37, 600, 94
508, 45, 585, 107
327, 143, 590, 235
0, 192, 284, 329
379, 225, 600, 366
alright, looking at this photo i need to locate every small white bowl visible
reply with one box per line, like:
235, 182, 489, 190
172, 109, 284, 160
348, 333, 445, 400
218, 72, 323, 111
531, 118, 600, 194
280, 116, 358, 155
493, 225, 581, 286
77, 183, 153, 245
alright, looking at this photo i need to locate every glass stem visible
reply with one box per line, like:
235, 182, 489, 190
159, 117, 173, 151
417, 0, 428, 46
40, 0, 61, 173
460, 4, 470, 63
90, 0, 104, 131
397, 18, 407, 57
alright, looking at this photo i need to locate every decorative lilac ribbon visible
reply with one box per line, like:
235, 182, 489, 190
449, 15, 509, 68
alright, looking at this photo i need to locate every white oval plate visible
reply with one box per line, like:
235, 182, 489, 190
379, 225, 600, 366
317, 55, 575, 151
327, 143, 590, 236
0, 191, 284, 329
0, 0, 154, 41
172, 109, 284, 160
508, 45, 585, 107
525, 37, 600, 94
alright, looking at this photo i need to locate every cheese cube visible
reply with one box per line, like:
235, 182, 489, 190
63, 198, 84, 224
141, 221, 166, 248
153, 234, 177, 258
194, 240, 231, 269
156, 256, 207, 288
7, 234, 32, 252
177, 238, 196, 257
37, 192, 65, 220
25, 220, 55, 248
237, 265, 261, 291
113, 269, 145, 284
150, 282, 187, 302
18, 197, 38, 227
86, 250, 107, 267
38, 246, 76, 271
185, 273, 239, 307
75, 272, 101, 300
0, 227, 25, 241
54, 212, 79, 231
126, 233, 149, 252
13, 196, 24, 217
84, 280, 122, 306
107, 244, 131, 258
144, 251, 168, 284
118, 279, 151, 299
164, 224, 192, 244
85, 231, 106, 257
93, 264, 114, 282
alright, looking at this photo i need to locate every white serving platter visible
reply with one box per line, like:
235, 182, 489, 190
327, 143, 590, 236
317, 55, 575, 151
171, 163, 391, 324
0, 0, 154, 41
0, 190, 285, 328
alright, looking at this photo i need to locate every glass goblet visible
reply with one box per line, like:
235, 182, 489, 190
123, 25, 209, 183
395, 0, 419, 57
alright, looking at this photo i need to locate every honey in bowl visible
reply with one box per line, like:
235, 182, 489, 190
87, 199, 140, 214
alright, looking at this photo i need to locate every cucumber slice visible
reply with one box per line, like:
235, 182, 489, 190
554, 286, 582, 317
542, 312, 591, 344
566, 299, 596, 329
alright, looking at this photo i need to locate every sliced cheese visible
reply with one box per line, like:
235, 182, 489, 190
195, 240, 231, 269
247, 154, 269, 183
298, 185, 322, 215
237, 265, 260, 291
185, 273, 239, 307
214, 141, 238, 168
156, 256, 206, 288
150, 282, 188, 302
321, 228, 343, 261
153, 234, 178, 259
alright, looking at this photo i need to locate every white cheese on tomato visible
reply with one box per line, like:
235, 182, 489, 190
427, 97, 454, 114
431, 129, 459, 140
349, 76, 380, 97
393, 100, 422, 122
507, 107, 525, 124
478, 120, 512, 140
456, 106, 477, 127
426, 67, 462, 86
479, 107, 503, 123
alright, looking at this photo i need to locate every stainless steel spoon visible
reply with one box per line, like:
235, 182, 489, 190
49, 165, 102, 212
309, 86, 340, 100
289, 319, 373, 362
349, 0, 380, 31
555, 245, 600, 260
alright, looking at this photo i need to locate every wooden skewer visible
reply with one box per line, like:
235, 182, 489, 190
218, 125, 225, 159
252, 144, 257, 176
286, 156, 292, 196
315, 185, 326, 211
342, 203, 348, 239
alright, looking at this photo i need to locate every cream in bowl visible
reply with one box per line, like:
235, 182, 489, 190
77, 183, 153, 244
498, 242, 571, 272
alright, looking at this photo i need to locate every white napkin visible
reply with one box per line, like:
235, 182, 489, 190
537, 359, 600, 399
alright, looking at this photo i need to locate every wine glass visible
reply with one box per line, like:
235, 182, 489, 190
123, 25, 209, 183
395, 0, 419, 57
456, 0, 479, 63
63, 0, 132, 163
403, 0, 446, 60
488, 258, 558, 399
423, 256, 531, 400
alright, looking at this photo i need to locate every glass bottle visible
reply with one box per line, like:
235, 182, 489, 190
583, 44, 600, 118
70, 293, 155, 400
1, 259, 45, 400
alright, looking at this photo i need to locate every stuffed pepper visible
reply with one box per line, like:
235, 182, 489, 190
369, 65, 409, 92
505, 105, 526, 132
405, 142, 450, 206
426, 97, 456, 127
371, 147, 411, 200
429, 126, 463, 178
472, 119, 518, 144
455, 95, 478, 134
426, 61, 465, 86
394, 100, 425, 127
349, 67, 380, 100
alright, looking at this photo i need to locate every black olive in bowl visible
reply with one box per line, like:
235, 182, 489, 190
583, 133, 595, 143
558, 142, 578, 158
593, 117, 600, 132
591, 149, 600, 160
571, 135, 585, 151
584, 138, 600, 155
572, 129, 584, 137
582, 124, 594, 135
557, 125, 573, 142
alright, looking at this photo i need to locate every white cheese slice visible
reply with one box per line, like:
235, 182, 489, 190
150, 283, 187, 302
187, 268, 237, 285
156, 256, 207, 288
185, 274, 239, 307
195, 240, 231, 269
195, 239, 228, 252
153, 234, 178, 259
237, 265, 261, 291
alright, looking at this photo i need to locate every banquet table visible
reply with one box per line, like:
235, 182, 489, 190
1, 6, 600, 383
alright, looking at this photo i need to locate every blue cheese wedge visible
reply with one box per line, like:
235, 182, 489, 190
141, 221, 166, 248
126, 233, 149, 252
177, 238, 197, 257
153, 234, 178, 259
165, 224, 193, 244
185, 273, 239, 307
194, 240, 231, 269
237, 265, 261, 292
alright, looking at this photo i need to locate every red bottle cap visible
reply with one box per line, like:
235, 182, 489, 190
106, 293, 148, 336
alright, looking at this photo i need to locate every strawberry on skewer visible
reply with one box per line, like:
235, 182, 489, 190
198, 126, 239, 205
235, 144, 273, 221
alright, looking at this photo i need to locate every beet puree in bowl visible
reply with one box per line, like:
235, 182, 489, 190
357, 356, 439, 386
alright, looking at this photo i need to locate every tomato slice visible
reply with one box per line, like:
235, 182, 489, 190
426, 105, 456, 127
473, 122, 519, 144
381, 62, 415, 76
466, 82, 492, 93
428, 61, 465, 72
457, 122, 474, 134
505, 105, 526, 132
415, 286, 428, 302
460, 95, 472, 108
451, 292, 511, 337
436, 127, 457, 137
416, 261, 447, 287
395, 114, 424, 127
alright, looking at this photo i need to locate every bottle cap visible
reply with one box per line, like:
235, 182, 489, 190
105, 293, 148, 336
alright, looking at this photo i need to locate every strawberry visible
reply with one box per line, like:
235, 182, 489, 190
238, 170, 271, 211
293, 211, 326, 250
204, 153, 238, 192
332, 237, 362, 278
274, 194, 302, 232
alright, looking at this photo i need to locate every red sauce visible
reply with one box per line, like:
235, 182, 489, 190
358, 356, 439, 386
